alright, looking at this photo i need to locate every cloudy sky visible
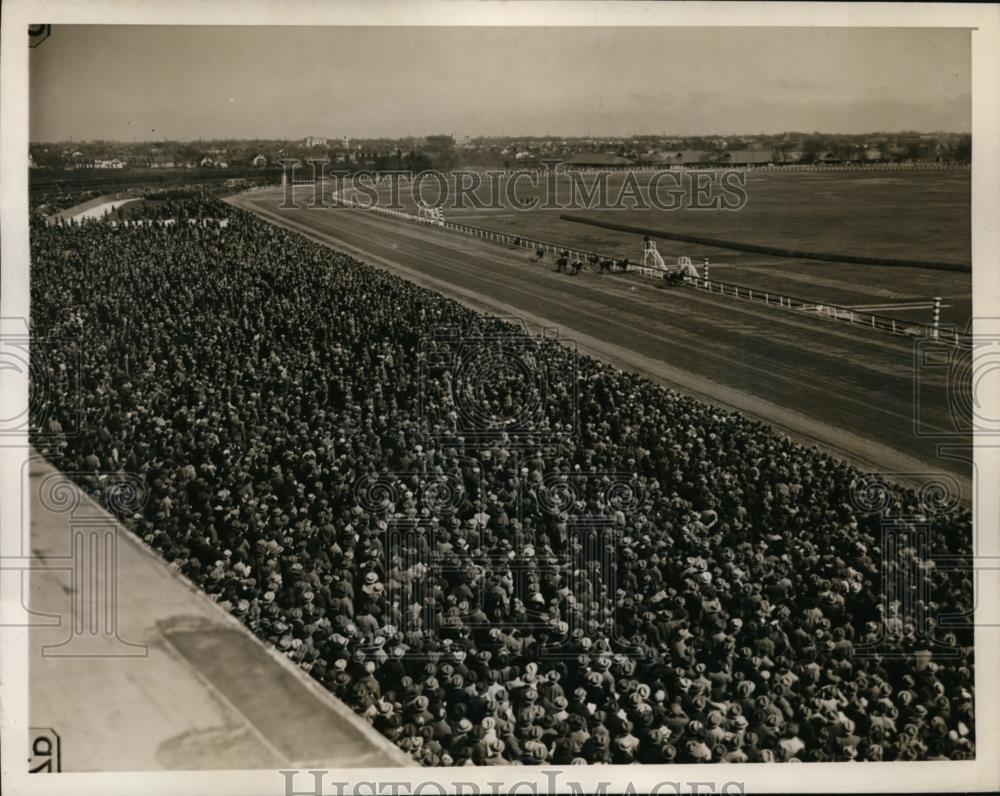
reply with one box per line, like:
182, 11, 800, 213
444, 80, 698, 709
29, 25, 971, 141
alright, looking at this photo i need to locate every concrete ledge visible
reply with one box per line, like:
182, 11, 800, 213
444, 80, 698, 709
27, 452, 414, 771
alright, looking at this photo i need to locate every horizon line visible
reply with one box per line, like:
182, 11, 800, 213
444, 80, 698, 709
30, 129, 973, 145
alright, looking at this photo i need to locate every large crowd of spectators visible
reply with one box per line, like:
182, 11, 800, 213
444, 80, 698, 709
29, 198, 974, 765
33, 184, 247, 225
31, 188, 119, 217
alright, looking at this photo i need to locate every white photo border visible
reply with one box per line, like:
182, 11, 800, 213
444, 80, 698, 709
2, 2, 998, 794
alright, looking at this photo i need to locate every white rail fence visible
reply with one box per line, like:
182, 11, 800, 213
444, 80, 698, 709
243, 185, 966, 345
681, 275, 965, 345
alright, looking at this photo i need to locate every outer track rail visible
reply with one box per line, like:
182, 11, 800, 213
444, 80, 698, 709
246, 182, 968, 345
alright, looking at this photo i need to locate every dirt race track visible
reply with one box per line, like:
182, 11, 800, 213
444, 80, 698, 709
228, 189, 973, 501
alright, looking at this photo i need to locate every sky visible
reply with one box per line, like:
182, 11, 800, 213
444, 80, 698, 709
29, 25, 971, 141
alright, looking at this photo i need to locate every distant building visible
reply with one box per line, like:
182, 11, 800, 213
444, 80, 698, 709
863, 147, 884, 162
94, 158, 125, 169
252, 154, 268, 167
342, 136, 350, 149
656, 150, 717, 167
776, 149, 805, 164
151, 155, 175, 169
562, 151, 634, 168
719, 149, 776, 166
28, 153, 38, 168
304, 136, 328, 148
199, 156, 216, 167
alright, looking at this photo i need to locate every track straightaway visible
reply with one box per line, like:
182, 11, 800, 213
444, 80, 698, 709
228, 191, 972, 501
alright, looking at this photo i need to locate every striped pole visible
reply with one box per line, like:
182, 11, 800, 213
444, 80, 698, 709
933, 296, 941, 340
703, 258, 710, 288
